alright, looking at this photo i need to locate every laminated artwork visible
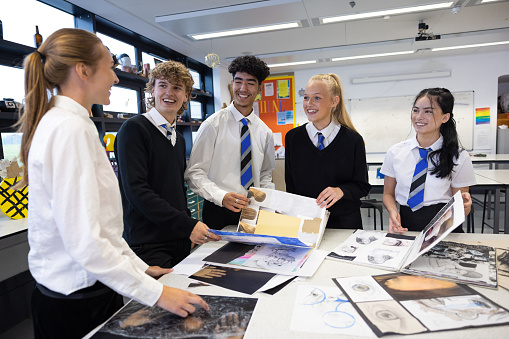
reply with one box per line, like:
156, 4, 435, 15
327, 191, 497, 288
334, 273, 509, 337
211, 187, 329, 248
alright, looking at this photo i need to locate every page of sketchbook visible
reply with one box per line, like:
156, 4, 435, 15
328, 190, 465, 271
333, 273, 509, 337
403, 241, 498, 288
211, 187, 328, 248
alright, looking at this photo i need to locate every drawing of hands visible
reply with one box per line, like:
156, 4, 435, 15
214, 312, 247, 339
194, 266, 227, 279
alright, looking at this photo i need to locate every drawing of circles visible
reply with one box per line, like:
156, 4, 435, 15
352, 283, 371, 293
300, 287, 326, 305
0, 177, 28, 219
322, 311, 356, 329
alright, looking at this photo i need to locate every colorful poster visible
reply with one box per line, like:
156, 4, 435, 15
277, 111, 286, 125
476, 107, 490, 125
277, 79, 290, 99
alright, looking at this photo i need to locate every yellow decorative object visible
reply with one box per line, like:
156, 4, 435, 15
0, 176, 28, 219
103, 133, 116, 151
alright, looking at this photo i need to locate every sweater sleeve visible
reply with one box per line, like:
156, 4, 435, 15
284, 129, 296, 194
337, 132, 372, 201
115, 119, 196, 239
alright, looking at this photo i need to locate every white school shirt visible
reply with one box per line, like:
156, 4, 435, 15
306, 121, 341, 148
185, 102, 276, 206
380, 135, 476, 207
28, 95, 162, 306
143, 107, 177, 146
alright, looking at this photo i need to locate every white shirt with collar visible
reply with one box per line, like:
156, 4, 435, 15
306, 120, 341, 148
185, 102, 276, 206
28, 95, 162, 306
143, 107, 177, 146
381, 135, 476, 207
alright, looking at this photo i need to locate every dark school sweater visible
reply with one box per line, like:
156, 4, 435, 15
114, 115, 197, 247
285, 123, 371, 219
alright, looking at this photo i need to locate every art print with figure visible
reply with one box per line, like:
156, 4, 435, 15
334, 273, 509, 337
92, 295, 257, 338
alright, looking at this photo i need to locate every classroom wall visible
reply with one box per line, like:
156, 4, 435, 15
214, 49, 509, 154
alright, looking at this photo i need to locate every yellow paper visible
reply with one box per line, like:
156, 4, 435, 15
277, 80, 290, 99
255, 210, 301, 237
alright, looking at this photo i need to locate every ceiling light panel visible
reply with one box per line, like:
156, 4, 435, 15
190, 21, 301, 40
432, 40, 509, 51
267, 60, 317, 68
331, 51, 414, 62
320, 2, 454, 24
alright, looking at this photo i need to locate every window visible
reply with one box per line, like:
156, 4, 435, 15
0, 0, 74, 47
1, 132, 22, 161
103, 86, 139, 114
97, 33, 136, 72
0, 66, 24, 103
190, 69, 202, 89
141, 52, 166, 75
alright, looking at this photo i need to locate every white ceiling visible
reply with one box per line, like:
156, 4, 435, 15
65, 0, 509, 71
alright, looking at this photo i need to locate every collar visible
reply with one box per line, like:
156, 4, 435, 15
229, 102, 255, 123
53, 95, 90, 118
410, 134, 443, 151
307, 120, 339, 139
148, 107, 176, 129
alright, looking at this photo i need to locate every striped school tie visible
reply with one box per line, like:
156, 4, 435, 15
317, 133, 325, 150
160, 124, 175, 146
407, 148, 430, 211
240, 118, 253, 189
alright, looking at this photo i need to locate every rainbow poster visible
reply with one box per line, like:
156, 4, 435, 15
475, 107, 490, 125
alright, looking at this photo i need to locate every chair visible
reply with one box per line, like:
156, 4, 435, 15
361, 199, 384, 230
481, 188, 506, 233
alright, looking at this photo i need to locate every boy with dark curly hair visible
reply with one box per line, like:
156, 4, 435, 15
185, 55, 276, 229
115, 60, 220, 268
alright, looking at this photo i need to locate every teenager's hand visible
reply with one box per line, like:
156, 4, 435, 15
316, 187, 343, 208
145, 266, 172, 280
156, 285, 209, 317
461, 191, 472, 211
222, 192, 249, 212
388, 211, 407, 234
190, 221, 221, 245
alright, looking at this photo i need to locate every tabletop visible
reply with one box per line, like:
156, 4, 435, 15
157, 229, 509, 339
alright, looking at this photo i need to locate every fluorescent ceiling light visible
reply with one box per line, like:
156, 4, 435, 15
321, 2, 453, 24
481, 0, 500, 3
267, 60, 317, 68
332, 51, 414, 62
432, 40, 509, 51
190, 22, 300, 40
352, 71, 451, 84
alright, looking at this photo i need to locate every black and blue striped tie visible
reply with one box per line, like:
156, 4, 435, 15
407, 148, 430, 211
240, 118, 253, 189
317, 133, 325, 150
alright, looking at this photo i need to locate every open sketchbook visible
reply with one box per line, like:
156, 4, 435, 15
211, 187, 329, 248
327, 191, 496, 287
333, 273, 509, 337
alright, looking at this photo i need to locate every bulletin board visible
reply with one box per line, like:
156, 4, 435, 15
254, 75, 295, 147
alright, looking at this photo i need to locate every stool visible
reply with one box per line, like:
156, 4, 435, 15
361, 199, 384, 230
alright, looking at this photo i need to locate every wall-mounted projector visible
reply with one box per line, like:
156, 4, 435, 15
415, 21, 440, 41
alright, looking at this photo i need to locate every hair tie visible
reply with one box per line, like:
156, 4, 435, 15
35, 50, 46, 63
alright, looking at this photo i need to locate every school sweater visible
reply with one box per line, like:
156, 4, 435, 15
114, 115, 197, 247
285, 123, 371, 218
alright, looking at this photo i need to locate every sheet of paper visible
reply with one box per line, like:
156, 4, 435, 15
290, 285, 374, 336
171, 246, 218, 276
255, 210, 301, 238
264, 83, 274, 96
273, 132, 283, 146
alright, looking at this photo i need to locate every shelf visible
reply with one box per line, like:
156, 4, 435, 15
114, 69, 149, 84
192, 89, 212, 98
0, 112, 18, 120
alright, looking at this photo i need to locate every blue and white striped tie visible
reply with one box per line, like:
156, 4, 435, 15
407, 148, 430, 211
160, 124, 175, 146
240, 118, 253, 189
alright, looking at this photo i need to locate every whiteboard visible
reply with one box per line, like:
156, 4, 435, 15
349, 91, 474, 153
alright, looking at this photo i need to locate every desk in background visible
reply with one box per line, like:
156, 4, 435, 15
367, 153, 509, 169
120, 229, 509, 339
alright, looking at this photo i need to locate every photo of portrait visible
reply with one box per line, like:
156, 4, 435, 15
419, 206, 454, 253
374, 273, 471, 301
93, 295, 257, 339
401, 295, 509, 331
356, 300, 427, 335
497, 248, 509, 291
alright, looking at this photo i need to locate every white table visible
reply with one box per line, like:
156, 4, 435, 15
474, 169, 509, 234
151, 229, 509, 339
367, 153, 509, 169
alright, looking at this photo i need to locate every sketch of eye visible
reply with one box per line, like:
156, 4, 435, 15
300, 287, 326, 305
352, 283, 371, 292
472, 299, 491, 308
375, 309, 399, 321
322, 311, 356, 329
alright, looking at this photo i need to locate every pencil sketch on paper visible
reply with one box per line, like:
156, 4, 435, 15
405, 241, 497, 288
496, 248, 509, 291
334, 276, 392, 303
290, 285, 373, 336
401, 295, 509, 331
93, 295, 257, 339
367, 248, 398, 265
240, 244, 311, 273
356, 300, 428, 335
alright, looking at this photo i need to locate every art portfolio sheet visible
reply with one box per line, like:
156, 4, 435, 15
211, 187, 329, 248
92, 295, 257, 338
334, 273, 509, 337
